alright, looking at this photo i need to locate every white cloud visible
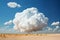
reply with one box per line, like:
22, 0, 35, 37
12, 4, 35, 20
53, 26, 59, 32
42, 27, 52, 32
0, 27, 18, 33
7, 2, 21, 8
51, 21, 60, 26
13, 7, 48, 32
4, 20, 13, 26
46, 27, 52, 31
51, 21, 60, 32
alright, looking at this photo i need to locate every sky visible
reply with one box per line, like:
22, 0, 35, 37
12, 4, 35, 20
0, 0, 60, 34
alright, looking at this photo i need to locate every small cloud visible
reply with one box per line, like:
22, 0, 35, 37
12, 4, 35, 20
4, 20, 13, 26
47, 27, 52, 31
13, 7, 48, 32
43, 27, 52, 31
51, 21, 60, 26
53, 26, 59, 32
7, 2, 21, 8
51, 21, 60, 32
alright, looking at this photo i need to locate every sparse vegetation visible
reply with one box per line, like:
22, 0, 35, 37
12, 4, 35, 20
0, 34, 60, 40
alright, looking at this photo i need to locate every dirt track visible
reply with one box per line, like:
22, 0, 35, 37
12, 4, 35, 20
0, 34, 60, 40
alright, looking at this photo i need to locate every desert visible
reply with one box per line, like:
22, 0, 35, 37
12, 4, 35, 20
0, 34, 60, 40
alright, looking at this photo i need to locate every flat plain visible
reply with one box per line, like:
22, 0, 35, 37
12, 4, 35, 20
0, 34, 60, 40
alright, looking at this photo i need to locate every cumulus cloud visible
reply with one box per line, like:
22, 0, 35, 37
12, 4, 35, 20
53, 26, 59, 32
7, 2, 21, 8
46, 27, 52, 31
13, 7, 48, 32
51, 21, 60, 32
51, 21, 60, 26
4, 20, 13, 26
42, 27, 52, 32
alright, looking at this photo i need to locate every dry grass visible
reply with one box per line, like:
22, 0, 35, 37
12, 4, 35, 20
0, 34, 60, 40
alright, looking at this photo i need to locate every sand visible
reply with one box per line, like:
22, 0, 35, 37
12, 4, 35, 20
0, 34, 60, 40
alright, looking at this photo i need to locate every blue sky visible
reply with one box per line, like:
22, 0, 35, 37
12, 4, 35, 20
0, 0, 60, 33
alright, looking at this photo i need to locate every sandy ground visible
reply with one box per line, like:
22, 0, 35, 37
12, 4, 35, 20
0, 34, 60, 40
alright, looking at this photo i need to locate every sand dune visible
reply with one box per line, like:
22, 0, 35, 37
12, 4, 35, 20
0, 34, 60, 40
